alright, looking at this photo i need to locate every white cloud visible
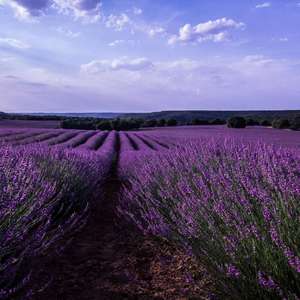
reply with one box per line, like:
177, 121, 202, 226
76, 55, 300, 111
2, 54, 300, 111
105, 13, 130, 31
279, 37, 288, 42
52, 0, 102, 23
129, 21, 166, 37
1, 0, 102, 22
157, 59, 203, 71
0, 0, 44, 21
255, 2, 271, 9
242, 55, 274, 67
81, 57, 153, 73
168, 18, 245, 45
0, 38, 30, 49
108, 40, 136, 47
56, 27, 80, 38
108, 40, 125, 47
133, 7, 142, 15
148, 27, 165, 37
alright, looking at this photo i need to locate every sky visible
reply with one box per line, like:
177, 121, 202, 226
0, 0, 300, 113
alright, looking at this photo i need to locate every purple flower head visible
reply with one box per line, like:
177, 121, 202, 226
258, 271, 278, 290
226, 264, 240, 278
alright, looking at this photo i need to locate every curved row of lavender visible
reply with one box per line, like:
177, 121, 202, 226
0, 144, 113, 299
118, 132, 171, 175
0, 128, 165, 298
119, 138, 300, 299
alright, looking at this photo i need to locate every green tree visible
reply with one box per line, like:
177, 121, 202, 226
167, 119, 178, 126
290, 116, 300, 130
272, 119, 290, 129
227, 117, 247, 128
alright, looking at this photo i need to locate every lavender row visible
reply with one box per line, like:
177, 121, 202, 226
118, 133, 159, 177
0, 145, 111, 299
59, 131, 97, 148
119, 132, 135, 152
12, 130, 65, 146
126, 133, 154, 151
0, 130, 45, 144
77, 131, 108, 151
142, 134, 170, 149
137, 134, 170, 150
40, 130, 80, 146
96, 130, 118, 164
119, 138, 300, 299
0, 130, 24, 139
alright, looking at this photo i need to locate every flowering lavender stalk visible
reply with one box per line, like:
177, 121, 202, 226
1, 131, 44, 143
11, 130, 64, 146
119, 132, 135, 152
77, 131, 108, 151
140, 134, 170, 150
120, 137, 300, 299
58, 131, 97, 148
0, 145, 110, 299
118, 133, 159, 177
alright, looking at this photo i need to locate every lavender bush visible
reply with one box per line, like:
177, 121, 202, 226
119, 138, 300, 299
0, 145, 110, 299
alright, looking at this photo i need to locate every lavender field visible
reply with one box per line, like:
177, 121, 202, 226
0, 124, 299, 299
2, 0, 300, 298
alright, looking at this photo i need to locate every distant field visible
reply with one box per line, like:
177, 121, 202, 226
0, 119, 60, 128
0, 125, 299, 149
143, 125, 300, 148
0, 124, 299, 148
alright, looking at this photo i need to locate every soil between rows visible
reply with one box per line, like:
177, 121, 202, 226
30, 133, 212, 300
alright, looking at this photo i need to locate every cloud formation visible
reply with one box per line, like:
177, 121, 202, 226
242, 55, 274, 67
108, 40, 125, 47
105, 13, 130, 31
52, 0, 102, 23
14, 0, 49, 10
75, 55, 300, 111
132, 7, 142, 15
81, 57, 153, 73
255, 2, 272, 9
0, 0, 102, 22
148, 27, 165, 37
168, 18, 245, 45
56, 27, 81, 38
0, 37, 30, 49
0, 0, 49, 20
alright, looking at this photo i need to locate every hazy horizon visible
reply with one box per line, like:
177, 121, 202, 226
5, 109, 300, 115
1, 0, 300, 112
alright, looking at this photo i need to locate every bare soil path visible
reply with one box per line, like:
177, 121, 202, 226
32, 133, 211, 300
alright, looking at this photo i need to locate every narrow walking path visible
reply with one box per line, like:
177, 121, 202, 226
32, 132, 211, 300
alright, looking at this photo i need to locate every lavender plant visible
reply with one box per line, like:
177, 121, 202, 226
0, 145, 110, 299
119, 138, 300, 299
77, 131, 108, 150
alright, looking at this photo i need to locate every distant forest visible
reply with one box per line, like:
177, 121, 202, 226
121, 110, 300, 123
1, 110, 299, 131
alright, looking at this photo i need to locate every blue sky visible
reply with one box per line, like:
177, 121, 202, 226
0, 0, 300, 112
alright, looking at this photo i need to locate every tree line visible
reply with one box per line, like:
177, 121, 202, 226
1, 111, 299, 131
61, 118, 179, 131
227, 116, 300, 130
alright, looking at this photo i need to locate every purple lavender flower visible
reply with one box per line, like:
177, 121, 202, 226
226, 264, 240, 278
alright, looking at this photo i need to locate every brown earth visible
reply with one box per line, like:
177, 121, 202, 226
30, 175, 212, 300
28, 133, 213, 300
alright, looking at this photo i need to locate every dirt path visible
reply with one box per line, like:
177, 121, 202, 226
32, 133, 211, 300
